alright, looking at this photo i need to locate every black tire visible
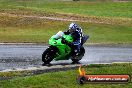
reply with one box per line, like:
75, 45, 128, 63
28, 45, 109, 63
42, 46, 58, 64
77, 76, 86, 84
71, 46, 85, 63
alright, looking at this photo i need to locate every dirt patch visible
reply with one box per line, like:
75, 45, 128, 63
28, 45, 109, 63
113, 0, 131, 2
0, 10, 132, 26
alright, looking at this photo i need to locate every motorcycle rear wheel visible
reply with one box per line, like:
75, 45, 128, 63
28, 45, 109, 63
71, 46, 85, 63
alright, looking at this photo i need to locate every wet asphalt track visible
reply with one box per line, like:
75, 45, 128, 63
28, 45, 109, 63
0, 44, 132, 71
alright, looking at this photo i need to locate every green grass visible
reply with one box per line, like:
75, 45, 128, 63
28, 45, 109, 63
0, 0, 132, 18
0, 15, 131, 44
0, 63, 132, 88
0, 19, 132, 44
87, 23, 132, 44
0, 0, 132, 44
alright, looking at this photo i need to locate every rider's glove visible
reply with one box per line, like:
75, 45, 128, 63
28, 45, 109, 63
61, 37, 73, 46
67, 42, 73, 46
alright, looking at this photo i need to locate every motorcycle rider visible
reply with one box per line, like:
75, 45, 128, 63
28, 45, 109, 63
62, 22, 83, 55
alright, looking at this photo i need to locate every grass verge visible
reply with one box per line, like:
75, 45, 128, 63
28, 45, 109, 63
0, 1, 132, 44
0, 63, 132, 88
0, 0, 132, 18
0, 15, 131, 44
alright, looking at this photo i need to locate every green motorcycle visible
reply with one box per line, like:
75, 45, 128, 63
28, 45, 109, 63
42, 31, 88, 65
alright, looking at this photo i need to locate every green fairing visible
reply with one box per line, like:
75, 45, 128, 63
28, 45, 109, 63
49, 34, 73, 60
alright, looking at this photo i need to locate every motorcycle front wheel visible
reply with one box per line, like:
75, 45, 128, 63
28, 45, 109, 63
42, 46, 58, 64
